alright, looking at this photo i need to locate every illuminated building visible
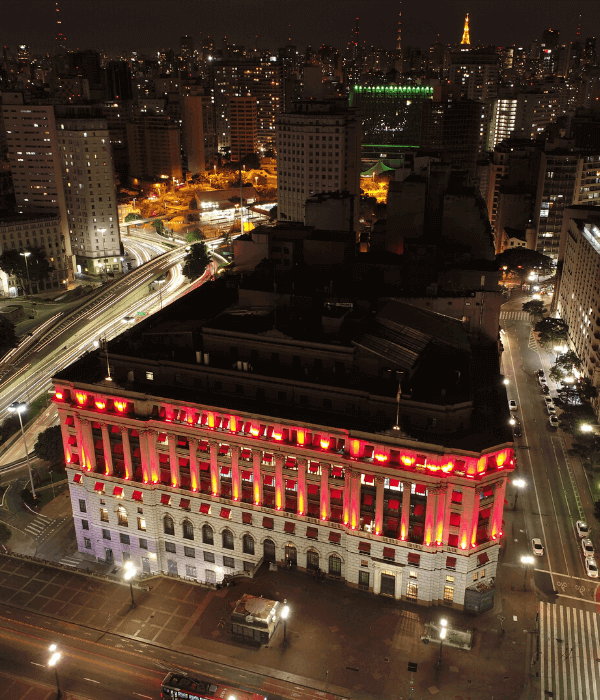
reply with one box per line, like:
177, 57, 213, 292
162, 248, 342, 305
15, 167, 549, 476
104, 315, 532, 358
276, 100, 361, 233
488, 98, 518, 150
349, 85, 434, 148
55, 288, 513, 612
229, 96, 258, 162
461, 13, 470, 46
125, 115, 183, 182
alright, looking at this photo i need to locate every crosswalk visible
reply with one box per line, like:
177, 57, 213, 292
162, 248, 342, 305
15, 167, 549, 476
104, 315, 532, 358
529, 329, 539, 351
59, 555, 81, 568
24, 514, 53, 539
500, 310, 532, 321
540, 601, 600, 699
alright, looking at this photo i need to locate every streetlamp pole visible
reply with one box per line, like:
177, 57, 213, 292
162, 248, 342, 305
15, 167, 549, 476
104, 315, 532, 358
20, 251, 31, 296
281, 603, 290, 648
124, 560, 137, 609
436, 619, 447, 669
48, 645, 62, 698
9, 402, 35, 498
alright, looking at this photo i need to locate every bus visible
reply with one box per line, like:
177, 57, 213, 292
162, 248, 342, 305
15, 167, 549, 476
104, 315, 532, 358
161, 672, 266, 700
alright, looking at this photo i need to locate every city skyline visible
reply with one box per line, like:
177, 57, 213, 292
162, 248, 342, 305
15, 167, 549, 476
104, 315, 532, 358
2, 0, 598, 56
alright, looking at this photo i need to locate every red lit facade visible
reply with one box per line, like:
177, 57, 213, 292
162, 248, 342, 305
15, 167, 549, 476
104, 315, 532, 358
57, 382, 513, 609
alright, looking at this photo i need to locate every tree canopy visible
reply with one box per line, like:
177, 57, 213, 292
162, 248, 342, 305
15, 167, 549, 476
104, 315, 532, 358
496, 248, 553, 275
182, 243, 211, 281
534, 317, 569, 347
0, 246, 55, 293
152, 219, 165, 236
124, 212, 143, 222
522, 299, 546, 320
35, 425, 65, 466
186, 228, 205, 243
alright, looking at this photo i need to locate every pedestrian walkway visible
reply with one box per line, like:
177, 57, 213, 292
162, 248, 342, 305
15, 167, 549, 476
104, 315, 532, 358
500, 310, 531, 321
539, 600, 600, 700
58, 554, 81, 568
23, 514, 53, 540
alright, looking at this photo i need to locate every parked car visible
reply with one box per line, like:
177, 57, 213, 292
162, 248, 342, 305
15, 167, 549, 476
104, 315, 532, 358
576, 521, 590, 538
544, 396, 554, 407
536, 369, 545, 378
582, 539, 595, 558
532, 538, 544, 556
585, 557, 598, 578
509, 400, 518, 411
549, 415, 559, 428
513, 421, 522, 438
547, 405, 557, 415
542, 384, 550, 395
539, 376, 547, 387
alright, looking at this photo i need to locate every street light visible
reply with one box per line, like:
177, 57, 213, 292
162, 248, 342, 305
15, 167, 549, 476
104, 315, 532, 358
48, 644, 62, 698
521, 555, 534, 591
20, 251, 31, 296
581, 424, 594, 433
512, 478, 526, 510
281, 603, 290, 648
123, 560, 137, 609
8, 402, 36, 498
436, 619, 447, 669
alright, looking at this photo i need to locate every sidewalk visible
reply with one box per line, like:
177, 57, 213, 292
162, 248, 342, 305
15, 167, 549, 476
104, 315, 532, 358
0, 548, 533, 700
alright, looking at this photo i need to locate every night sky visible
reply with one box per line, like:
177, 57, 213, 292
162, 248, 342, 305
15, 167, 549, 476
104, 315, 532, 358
2, 0, 599, 56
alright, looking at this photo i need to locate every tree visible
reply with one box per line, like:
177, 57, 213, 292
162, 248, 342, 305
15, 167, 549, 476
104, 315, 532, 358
0, 246, 55, 294
0, 316, 18, 356
0, 414, 21, 445
186, 228, 205, 243
554, 350, 581, 376
496, 248, 553, 277
35, 425, 65, 466
182, 243, 211, 281
152, 219, 165, 236
124, 212, 143, 222
534, 317, 569, 347
522, 299, 546, 320
549, 365, 566, 384
0, 522, 11, 548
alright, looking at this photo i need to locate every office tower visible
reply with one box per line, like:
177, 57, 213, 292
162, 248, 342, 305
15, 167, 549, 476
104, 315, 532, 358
229, 96, 258, 162
461, 13, 470, 46
181, 35, 194, 60
16, 45, 30, 62
449, 49, 500, 102
126, 115, 182, 182
515, 89, 569, 139
1, 92, 74, 283
106, 62, 133, 102
181, 93, 217, 174
213, 58, 283, 152
56, 114, 122, 275
276, 100, 361, 232
488, 98, 518, 150
349, 85, 433, 148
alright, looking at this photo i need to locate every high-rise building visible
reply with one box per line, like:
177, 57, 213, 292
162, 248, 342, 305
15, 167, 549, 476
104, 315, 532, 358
229, 96, 258, 162
126, 115, 182, 182
460, 13, 470, 46
180, 35, 194, 60
182, 94, 217, 175
449, 49, 500, 102
106, 62, 132, 102
488, 98, 518, 150
54, 1, 67, 55
56, 115, 122, 276
276, 100, 361, 232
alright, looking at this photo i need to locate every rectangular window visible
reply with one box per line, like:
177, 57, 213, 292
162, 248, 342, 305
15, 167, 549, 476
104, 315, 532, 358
223, 556, 235, 569
446, 575, 455, 583
480, 569, 486, 578
443, 586, 454, 603
184, 546, 195, 558
146, 371, 154, 380
473, 571, 479, 581
139, 538, 148, 549
102, 529, 111, 540
120, 533, 130, 545
185, 565, 197, 578
406, 582, 418, 600
100, 508, 108, 522
137, 516, 146, 531
204, 551, 215, 563
81, 519, 89, 530
165, 542, 176, 553
84, 537, 91, 549
122, 551, 131, 561
409, 570, 418, 579
358, 570, 370, 588
79, 499, 87, 513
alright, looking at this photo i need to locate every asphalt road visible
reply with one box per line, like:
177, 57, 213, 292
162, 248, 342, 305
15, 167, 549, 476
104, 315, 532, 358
501, 298, 599, 604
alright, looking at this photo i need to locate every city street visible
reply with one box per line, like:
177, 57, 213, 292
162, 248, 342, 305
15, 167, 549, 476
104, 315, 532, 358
500, 293, 600, 699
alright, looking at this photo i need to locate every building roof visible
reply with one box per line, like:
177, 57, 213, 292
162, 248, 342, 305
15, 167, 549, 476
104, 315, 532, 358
360, 160, 394, 177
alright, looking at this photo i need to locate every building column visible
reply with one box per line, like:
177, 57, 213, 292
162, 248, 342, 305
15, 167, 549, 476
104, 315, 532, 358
252, 449, 263, 505
424, 485, 437, 547
343, 466, 353, 525
79, 418, 95, 471
320, 462, 331, 521
350, 472, 361, 530
231, 445, 241, 501
167, 433, 180, 488
374, 476, 385, 536
275, 453, 284, 510
120, 427, 133, 481
58, 410, 73, 466
490, 480, 506, 541
400, 481, 411, 541
472, 487, 483, 548
434, 484, 447, 545
188, 437, 199, 491
147, 429, 160, 483
459, 486, 478, 551
100, 422, 113, 476
297, 458, 307, 516
209, 440, 220, 496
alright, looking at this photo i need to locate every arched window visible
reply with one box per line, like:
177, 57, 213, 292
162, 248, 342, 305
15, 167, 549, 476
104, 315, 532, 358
202, 523, 213, 545
306, 549, 319, 571
243, 534, 254, 555
163, 514, 174, 535
182, 519, 194, 540
329, 553, 342, 576
117, 506, 128, 527
222, 529, 234, 550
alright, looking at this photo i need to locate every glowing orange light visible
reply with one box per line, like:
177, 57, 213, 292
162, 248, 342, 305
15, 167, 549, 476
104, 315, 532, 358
401, 455, 415, 467
255, 500, 260, 506
66, 452, 71, 463
115, 400, 126, 412
426, 462, 439, 471
320, 438, 330, 450
375, 527, 380, 535
401, 523, 407, 540
273, 432, 282, 441
55, 391, 63, 400
75, 392, 87, 405
441, 461, 453, 473
250, 425, 259, 437
497, 451, 507, 466
477, 456, 486, 474
95, 401, 106, 410
172, 481, 178, 488
152, 478, 158, 484
374, 453, 388, 463
144, 478, 148, 484
297, 429, 305, 445
350, 439, 361, 457
188, 413, 194, 424
207, 413, 215, 429
230, 416, 237, 433
105, 467, 110, 475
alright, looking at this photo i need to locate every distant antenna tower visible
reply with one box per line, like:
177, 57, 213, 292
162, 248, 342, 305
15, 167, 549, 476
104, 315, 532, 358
55, 1, 67, 54
461, 12, 471, 45
397, 1, 402, 54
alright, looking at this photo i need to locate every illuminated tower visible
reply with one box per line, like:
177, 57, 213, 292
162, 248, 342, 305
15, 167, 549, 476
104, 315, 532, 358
55, 1, 67, 54
461, 13, 470, 45
397, 1, 402, 53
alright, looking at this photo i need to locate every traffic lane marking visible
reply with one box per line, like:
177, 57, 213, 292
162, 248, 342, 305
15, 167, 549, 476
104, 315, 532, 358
535, 569, 596, 583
